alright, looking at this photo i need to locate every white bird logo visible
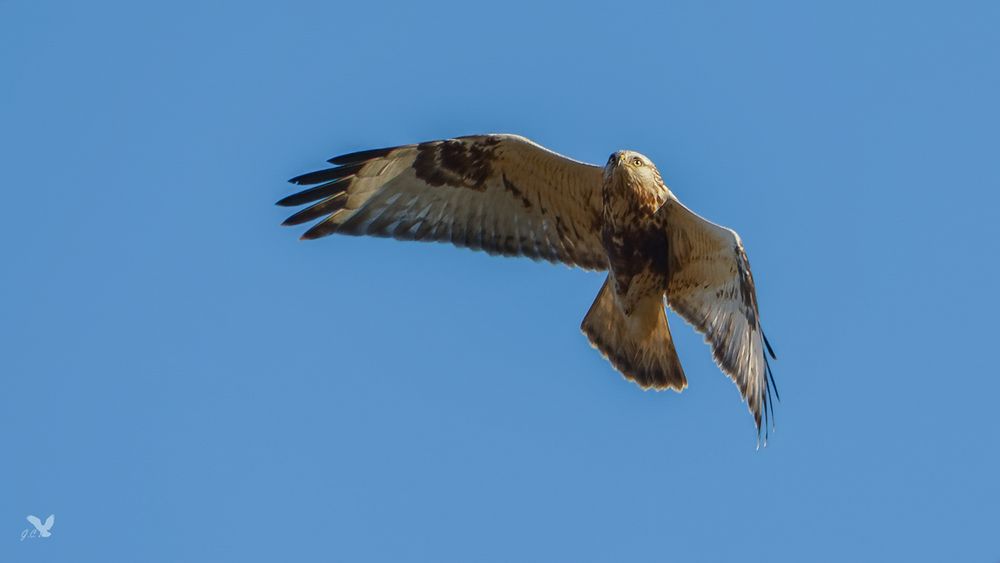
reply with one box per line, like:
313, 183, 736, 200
26, 514, 54, 537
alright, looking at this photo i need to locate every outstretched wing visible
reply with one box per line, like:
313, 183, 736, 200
658, 198, 778, 439
26, 515, 42, 529
43, 515, 54, 530
278, 134, 607, 270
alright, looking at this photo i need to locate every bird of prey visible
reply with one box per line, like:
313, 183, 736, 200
277, 134, 778, 439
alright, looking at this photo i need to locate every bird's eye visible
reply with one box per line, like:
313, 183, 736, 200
632, 158, 643, 167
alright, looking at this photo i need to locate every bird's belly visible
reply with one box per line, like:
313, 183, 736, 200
602, 220, 669, 316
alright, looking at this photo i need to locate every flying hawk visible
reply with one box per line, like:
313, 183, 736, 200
278, 134, 778, 440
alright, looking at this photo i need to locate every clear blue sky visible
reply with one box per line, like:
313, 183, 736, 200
3, 1, 998, 561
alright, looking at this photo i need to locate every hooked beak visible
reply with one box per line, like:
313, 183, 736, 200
607, 152, 627, 172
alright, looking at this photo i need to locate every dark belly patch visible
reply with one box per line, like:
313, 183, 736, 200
603, 222, 669, 312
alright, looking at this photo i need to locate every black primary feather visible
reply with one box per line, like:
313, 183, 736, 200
276, 176, 353, 207
288, 163, 364, 186
281, 193, 350, 226
327, 146, 396, 165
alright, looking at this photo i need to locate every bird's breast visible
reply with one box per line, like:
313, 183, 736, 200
600, 175, 670, 299
602, 219, 669, 279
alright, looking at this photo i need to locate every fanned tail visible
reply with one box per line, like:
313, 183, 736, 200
581, 277, 687, 391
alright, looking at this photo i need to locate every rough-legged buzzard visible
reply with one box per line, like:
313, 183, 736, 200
278, 134, 778, 442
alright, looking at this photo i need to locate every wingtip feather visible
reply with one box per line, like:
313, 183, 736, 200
763, 331, 777, 359
327, 146, 395, 165
287, 163, 363, 186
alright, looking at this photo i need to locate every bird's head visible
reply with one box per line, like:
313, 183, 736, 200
604, 150, 661, 185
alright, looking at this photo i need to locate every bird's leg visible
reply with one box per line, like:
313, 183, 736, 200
615, 272, 664, 319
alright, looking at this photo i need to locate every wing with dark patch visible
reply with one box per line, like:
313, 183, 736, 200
278, 134, 607, 270
657, 199, 778, 441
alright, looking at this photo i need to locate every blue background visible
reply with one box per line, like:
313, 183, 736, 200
3, 1, 998, 561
